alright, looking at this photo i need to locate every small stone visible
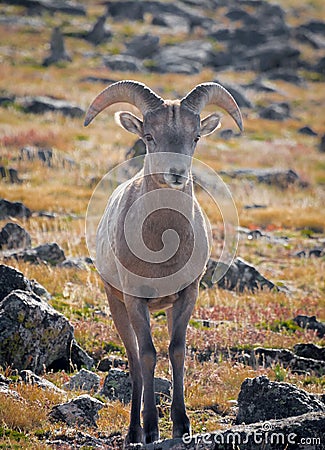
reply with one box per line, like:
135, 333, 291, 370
319, 134, 325, 153
0, 222, 31, 250
293, 343, 325, 361
0, 198, 31, 220
21, 370, 65, 394
49, 394, 104, 427
70, 339, 94, 371
63, 369, 100, 392
236, 375, 325, 424
43, 27, 71, 67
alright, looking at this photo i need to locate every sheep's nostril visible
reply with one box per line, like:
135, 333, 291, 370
170, 167, 186, 176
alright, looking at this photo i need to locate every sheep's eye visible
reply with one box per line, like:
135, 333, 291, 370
144, 134, 153, 142
194, 135, 200, 143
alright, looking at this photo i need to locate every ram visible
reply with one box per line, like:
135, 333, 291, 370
84, 80, 242, 445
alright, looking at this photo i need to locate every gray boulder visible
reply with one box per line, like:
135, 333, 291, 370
298, 20, 325, 36
151, 13, 190, 33
100, 368, 131, 403
43, 27, 72, 67
0, 264, 50, 301
201, 257, 278, 292
8, 0, 86, 16
298, 126, 318, 136
219, 168, 302, 189
21, 370, 66, 394
0, 166, 21, 184
0, 198, 31, 220
107, 0, 212, 30
152, 40, 213, 74
70, 339, 94, 370
106, 0, 143, 21
49, 394, 104, 427
0, 290, 73, 374
21, 96, 84, 118
0, 382, 22, 400
259, 102, 291, 120
295, 29, 325, 50
293, 315, 325, 338
124, 33, 160, 59
103, 54, 145, 72
156, 412, 324, 450
293, 343, 325, 361
253, 347, 325, 376
6, 242, 66, 265
100, 368, 171, 405
0, 222, 31, 250
236, 376, 325, 425
238, 42, 301, 72
315, 55, 325, 74
63, 368, 100, 392
319, 134, 325, 153
266, 68, 305, 85
85, 15, 112, 46
97, 355, 127, 372
59, 256, 92, 270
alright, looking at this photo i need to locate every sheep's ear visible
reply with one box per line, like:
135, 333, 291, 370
200, 113, 221, 136
115, 111, 143, 137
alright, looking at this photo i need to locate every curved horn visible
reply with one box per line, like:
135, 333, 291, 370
181, 82, 243, 132
84, 80, 164, 126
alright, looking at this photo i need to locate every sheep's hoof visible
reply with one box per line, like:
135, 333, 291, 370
124, 425, 144, 447
172, 414, 191, 439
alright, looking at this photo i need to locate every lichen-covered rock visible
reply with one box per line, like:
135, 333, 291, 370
219, 168, 302, 189
201, 257, 277, 292
236, 375, 325, 425
0, 222, 31, 250
259, 102, 291, 121
59, 256, 92, 270
253, 347, 325, 376
157, 412, 325, 450
70, 339, 94, 370
100, 368, 171, 405
21, 370, 66, 394
5, 242, 66, 265
103, 55, 145, 72
42, 27, 71, 67
124, 33, 160, 59
97, 355, 127, 372
49, 394, 104, 427
100, 368, 131, 403
0, 264, 50, 301
293, 315, 325, 338
85, 15, 112, 46
0, 290, 73, 374
63, 368, 100, 392
0, 198, 31, 220
21, 96, 83, 118
293, 343, 325, 361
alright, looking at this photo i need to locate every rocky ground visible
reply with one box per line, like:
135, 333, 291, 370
0, 0, 324, 449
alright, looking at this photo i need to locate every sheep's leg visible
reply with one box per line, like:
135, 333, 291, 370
104, 287, 144, 444
124, 295, 159, 444
167, 281, 198, 439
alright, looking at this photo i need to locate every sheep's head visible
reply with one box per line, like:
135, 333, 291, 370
84, 80, 243, 190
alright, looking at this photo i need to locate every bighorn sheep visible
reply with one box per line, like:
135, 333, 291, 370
84, 80, 243, 445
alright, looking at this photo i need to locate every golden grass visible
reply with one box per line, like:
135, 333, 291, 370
0, 383, 64, 432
